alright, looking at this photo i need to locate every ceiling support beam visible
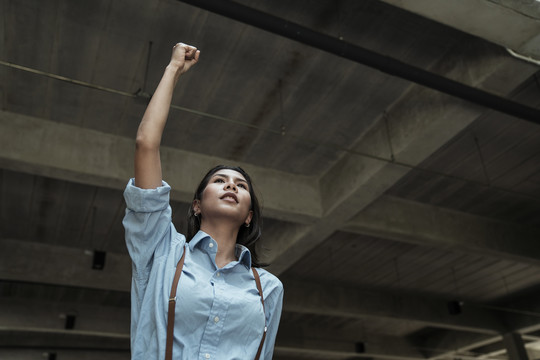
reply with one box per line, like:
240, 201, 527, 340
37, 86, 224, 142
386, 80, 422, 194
5, 294, 536, 360
0, 327, 419, 360
178, 0, 540, 125
416, 289, 540, 359
503, 333, 529, 360
343, 195, 540, 266
0, 239, 520, 333
0, 298, 130, 334
414, 329, 502, 359
0, 350, 128, 360
278, 323, 425, 360
266, 48, 537, 274
378, 0, 540, 59
5, 110, 540, 269
0, 238, 132, 291
0, 295, 422, 360
0, 299, 437, 360
0, 327, 129, 350
0, 110, 321, 223
283, 279, 506, 335
274, 345, 421, 360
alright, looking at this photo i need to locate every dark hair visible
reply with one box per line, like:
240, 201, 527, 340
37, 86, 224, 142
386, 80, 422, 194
187, 165, 266, 267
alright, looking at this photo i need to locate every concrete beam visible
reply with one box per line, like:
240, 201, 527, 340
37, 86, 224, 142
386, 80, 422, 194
0, 300, 129, 359
380, 0, 540, 59
283, 279, 505, 335
180, 0, 540, 125
3, 284, 540, 359
0, 239, 518, 334
495, 292, 540, 334
0, 238, 132, 291
0, 295, 425, 360
0, 298, 129, 334
503, 333, 529, 360
526, 348, 540, 360
266, 46, 538, 275
2, 326, 419, 360
278, 321, 425, 360
0, 110, 321, 223
412, 329, 501, 359
0, 350, 129, 360
0, 327, 129, 350
274, 344, 421, 360
343, 195, 540, 266
416, 297, 540, 359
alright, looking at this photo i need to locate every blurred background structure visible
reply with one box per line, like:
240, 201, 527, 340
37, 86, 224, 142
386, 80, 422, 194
2, 0, 540, 359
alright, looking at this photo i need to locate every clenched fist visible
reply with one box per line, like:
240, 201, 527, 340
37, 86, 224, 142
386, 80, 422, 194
170, 42, 200, 75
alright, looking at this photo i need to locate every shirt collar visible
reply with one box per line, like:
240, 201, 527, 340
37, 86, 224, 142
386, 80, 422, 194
188, 230, 211, 251
189, 230, 252, 269
235, 243, 252, 269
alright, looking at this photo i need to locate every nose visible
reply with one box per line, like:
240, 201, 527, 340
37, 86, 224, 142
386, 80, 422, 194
224, 181, 237, 192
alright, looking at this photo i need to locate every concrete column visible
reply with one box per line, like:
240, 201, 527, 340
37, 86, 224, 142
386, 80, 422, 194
503, 332, 529, 360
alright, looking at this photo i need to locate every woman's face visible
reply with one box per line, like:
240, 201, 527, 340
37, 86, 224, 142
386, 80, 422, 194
195, 169, 253, 226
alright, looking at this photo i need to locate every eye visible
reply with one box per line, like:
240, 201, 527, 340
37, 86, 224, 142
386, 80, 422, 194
238, 183, 247, 189
214, 178, 225, 183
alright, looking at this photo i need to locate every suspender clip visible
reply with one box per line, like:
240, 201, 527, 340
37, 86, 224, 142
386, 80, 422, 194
169, 296, 176, 302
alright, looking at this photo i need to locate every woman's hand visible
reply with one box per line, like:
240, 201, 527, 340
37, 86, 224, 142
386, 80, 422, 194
170, 42, 200, 75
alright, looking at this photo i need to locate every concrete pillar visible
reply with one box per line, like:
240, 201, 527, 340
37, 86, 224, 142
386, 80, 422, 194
503, 332, 529, 360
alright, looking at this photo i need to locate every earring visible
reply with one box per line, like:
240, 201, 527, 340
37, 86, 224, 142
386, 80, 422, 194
245, 222, 250, 228
194, 212, 199, 217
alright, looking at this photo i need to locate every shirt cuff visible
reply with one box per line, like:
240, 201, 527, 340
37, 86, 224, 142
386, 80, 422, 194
123, 178, 172, 212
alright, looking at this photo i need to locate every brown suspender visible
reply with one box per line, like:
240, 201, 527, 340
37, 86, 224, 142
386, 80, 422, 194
165, 249, 186, 360
165, 248, 267, 360
251, 267, 267, 360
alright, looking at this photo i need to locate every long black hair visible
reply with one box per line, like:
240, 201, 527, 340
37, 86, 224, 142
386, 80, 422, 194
187, 165, 266, 267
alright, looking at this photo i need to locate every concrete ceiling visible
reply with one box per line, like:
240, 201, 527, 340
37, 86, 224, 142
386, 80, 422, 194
2, 0, 540, 359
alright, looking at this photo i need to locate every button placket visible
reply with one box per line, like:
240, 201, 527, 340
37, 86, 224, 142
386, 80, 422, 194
198, 269, 228, 360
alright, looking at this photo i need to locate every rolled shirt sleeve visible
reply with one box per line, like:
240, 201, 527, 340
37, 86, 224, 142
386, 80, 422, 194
123, 178, 187, 353
123, 179, 176, 277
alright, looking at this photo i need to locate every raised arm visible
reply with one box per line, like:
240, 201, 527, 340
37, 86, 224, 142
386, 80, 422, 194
134, 43, 200, 189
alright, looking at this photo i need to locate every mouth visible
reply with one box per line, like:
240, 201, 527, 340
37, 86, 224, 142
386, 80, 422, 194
220, 192, 238, 203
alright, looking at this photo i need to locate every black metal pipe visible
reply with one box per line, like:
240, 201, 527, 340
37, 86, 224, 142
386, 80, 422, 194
178, 0, 540, 125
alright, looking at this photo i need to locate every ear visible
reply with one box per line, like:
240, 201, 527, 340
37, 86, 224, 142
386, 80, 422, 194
244, 210, 253, 226
192, 199, 201, 215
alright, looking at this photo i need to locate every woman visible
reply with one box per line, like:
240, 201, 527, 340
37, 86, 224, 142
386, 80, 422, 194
122, 43, 284, 360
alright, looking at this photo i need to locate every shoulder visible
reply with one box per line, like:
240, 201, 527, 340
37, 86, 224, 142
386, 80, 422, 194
254, 267, 283, 295
253, 268, 283, 320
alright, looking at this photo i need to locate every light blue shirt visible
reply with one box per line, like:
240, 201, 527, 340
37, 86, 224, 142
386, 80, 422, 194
123, 179, 283, 360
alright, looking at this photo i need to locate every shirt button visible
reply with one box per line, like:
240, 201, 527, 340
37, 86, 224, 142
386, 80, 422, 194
214, 316, 220, 323
208, 243, 214, 248
216, 272, 220, 277
205, 354, 210, 359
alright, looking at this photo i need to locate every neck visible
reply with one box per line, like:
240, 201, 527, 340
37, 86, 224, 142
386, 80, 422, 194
200, 221, 239, 268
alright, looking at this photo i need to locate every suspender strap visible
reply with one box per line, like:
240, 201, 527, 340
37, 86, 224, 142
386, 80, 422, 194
165, 248, 266, 360
251, 267, 267, 360
165, 249, 186, 360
